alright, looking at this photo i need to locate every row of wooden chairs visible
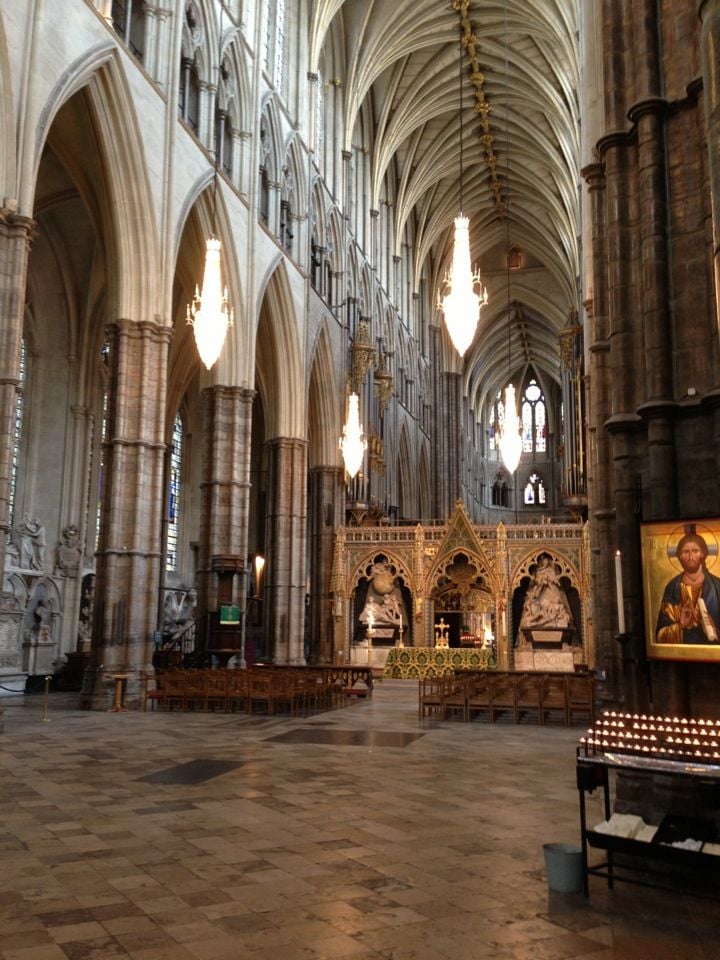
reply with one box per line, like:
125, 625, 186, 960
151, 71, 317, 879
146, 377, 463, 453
142, 667, 348, 715
419, 671, 595, 726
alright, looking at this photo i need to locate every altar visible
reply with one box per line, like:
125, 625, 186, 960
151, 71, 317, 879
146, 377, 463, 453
331, 503, 592, 677
383, 646, 496, 679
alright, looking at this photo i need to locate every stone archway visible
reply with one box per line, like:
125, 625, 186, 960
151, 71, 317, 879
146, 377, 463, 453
427, 550, 496, 651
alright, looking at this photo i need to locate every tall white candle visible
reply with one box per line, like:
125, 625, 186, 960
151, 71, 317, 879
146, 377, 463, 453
615, 550, 626, 634
399, 613, 403, 634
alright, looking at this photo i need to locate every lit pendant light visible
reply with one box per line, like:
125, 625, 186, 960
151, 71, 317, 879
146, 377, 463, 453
440, 216, 488, 357
187, 7, 233, 370
340, 392, 367, 479
187, 237, 233, 369
438, 30, 488, 357
496, 4, 521, 476
498, 381, 522, 474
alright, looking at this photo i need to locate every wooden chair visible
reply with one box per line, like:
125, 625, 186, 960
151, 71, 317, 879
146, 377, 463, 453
142, 671, 167, 711
567, 674, 595, 725
181, 670, 206, 710
540, 674, 569, 726
227, 669, 249, 713
490, 674, 517, 723
204, 671, 228, 712
268, 671, 297, 716
163, 671, 188, 711
419, 677, 447, 719
466, 674, 492, 722
515, 673, 542, 724
248, 670, 273, 714
441, 676, 468, 721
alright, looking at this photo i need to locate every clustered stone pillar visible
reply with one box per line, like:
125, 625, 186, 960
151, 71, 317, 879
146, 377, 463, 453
582, 161, 622, 696
265, 437, 308, 664
435, 371, 463, 519
308, 465, 344, 663
83, 319, 171, 709
197, 385, 254, 626
0, 212, 34, 564
585, 2, 720, 715
699, 0, 720, 341
698, 0, 720, 485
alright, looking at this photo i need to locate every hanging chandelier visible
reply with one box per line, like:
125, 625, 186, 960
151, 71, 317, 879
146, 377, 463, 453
340, 392, 367, 479
439, 215, 488, 356
187, 8, 232, 370
187, 237, 233, 369
498, 381, 522, 474
437, 27, 488, 357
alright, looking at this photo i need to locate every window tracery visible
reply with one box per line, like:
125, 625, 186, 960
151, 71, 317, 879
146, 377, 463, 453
523, 472, 546, 506
111, 0, 145, 61
8, 340, 25, 542
166, 414, 183, 572
521, 378, 546, 453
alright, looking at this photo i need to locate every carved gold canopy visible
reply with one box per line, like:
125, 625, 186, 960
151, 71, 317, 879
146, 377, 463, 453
331, 502, 592, 662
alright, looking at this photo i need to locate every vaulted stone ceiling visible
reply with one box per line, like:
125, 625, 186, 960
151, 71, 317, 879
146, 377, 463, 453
312, 0, 580, 417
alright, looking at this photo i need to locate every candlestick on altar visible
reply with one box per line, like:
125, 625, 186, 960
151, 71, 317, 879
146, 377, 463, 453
615, 549, 626, 634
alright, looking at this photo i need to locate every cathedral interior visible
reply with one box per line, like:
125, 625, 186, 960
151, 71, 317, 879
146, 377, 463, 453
2, 1, 720, 954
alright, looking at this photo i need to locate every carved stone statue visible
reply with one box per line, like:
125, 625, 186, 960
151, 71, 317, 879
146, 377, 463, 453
519, 555, 573, 631
77, 574, 95, 651
56, 524, 82, 577
14, 514, 46, 570
359, 561, 407, 628
34, 597, 51, 633
163, 588, 198, 645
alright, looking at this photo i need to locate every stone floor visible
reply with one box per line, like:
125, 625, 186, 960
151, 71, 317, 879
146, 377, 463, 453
1, 680, 718, 960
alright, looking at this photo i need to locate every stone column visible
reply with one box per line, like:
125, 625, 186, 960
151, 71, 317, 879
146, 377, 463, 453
697, 0, 720, 497
698, 0, 720, 345
197, 386, 253, 623
82, 319, 170, 709
0, 211, 34, 560
437, 372, 463, 518
595, 126, 648, 711
629, 39, 676, 518
265, 437, 307, 664
307, 466, 344, 663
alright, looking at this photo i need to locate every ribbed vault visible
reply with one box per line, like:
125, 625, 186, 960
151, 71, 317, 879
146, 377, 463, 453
312, 0, 580, 414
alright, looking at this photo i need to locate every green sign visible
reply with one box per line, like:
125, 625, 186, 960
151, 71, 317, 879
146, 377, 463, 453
219, 604, 240, 625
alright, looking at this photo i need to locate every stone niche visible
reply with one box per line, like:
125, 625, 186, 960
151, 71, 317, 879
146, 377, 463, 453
0, 592, 25, 694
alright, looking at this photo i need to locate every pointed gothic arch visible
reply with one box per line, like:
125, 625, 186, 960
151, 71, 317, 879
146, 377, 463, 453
397, 424, 413, 519
171, 170, 244, 389
418, 443, 431, 522
308, 322, 341, 467
34, 47, 160, 324
255, 261, 304, 438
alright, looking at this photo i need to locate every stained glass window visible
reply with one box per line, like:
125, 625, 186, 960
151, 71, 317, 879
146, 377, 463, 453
524, 472, 546, 505
489, 389, 504, 452
166, 414, 183, 572
520, 378, 546, 453
8, 341, 25, 541
264, 0, 286, 91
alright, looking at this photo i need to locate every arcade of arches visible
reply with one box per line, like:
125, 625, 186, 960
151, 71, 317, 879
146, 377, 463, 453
1, 0, 720, 723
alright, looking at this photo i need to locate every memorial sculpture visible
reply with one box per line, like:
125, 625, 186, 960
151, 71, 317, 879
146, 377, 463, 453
14, 514, 46, 571
519, 555, 573, 632
359, 561, 407, 632
56, 524, 82, 577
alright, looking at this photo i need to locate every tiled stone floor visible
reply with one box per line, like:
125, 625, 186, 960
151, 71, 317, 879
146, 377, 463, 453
1, 680, 718, 960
